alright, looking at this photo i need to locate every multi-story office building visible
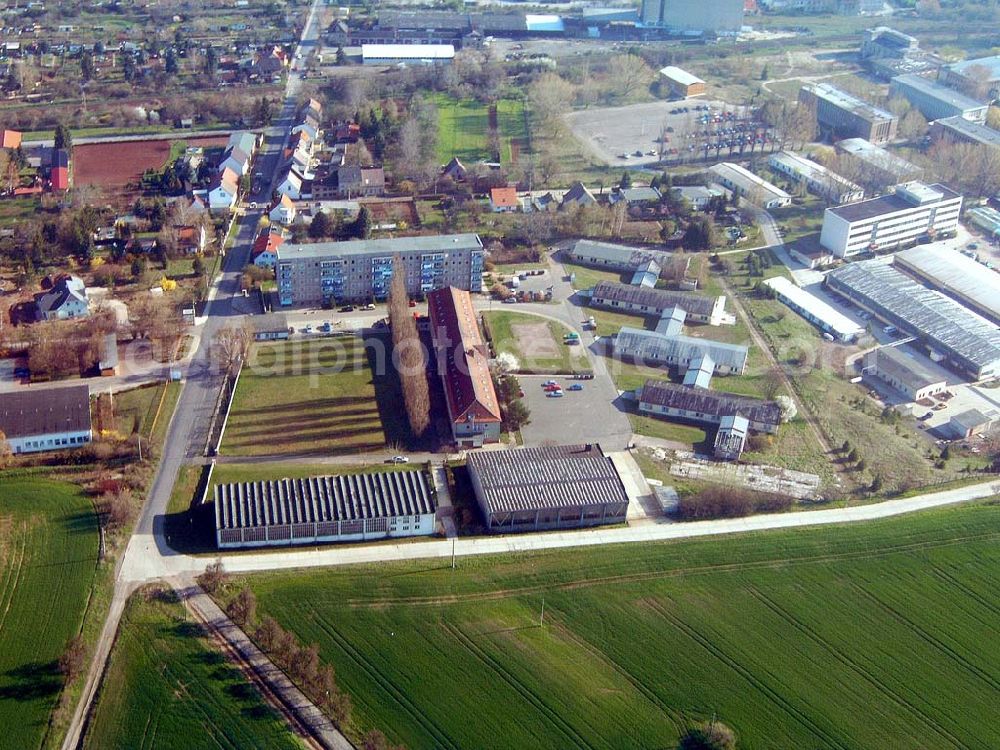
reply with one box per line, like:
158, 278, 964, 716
819, 182, 962, 257
768, 151, 864, 204
276, 234, 485, 306
799, 83, 898, 144
889, 74, 988, 124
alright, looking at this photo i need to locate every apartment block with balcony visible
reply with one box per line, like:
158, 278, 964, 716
276, 234, 485, 306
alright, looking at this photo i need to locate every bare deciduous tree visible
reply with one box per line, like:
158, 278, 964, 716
606, 54, 655, 102
388, 255, 430, 438
226, 586, 257, 629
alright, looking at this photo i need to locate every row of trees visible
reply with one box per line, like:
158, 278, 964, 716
387, 255, 431, 439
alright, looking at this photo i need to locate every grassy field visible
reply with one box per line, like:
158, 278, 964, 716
244, 500, 1000, 749
0, 478, 99, 750
482, 310, 585, 373
111, 382, 181, 445
82, 587, 304, 750
432, 95, 528, 166
223, 336, 412, 457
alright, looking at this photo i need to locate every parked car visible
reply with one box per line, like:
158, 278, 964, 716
363, 303, 376, 310
568, 384, 583, 391
544, 384, 562, 392
302, 324, 313, 333
408, 300, 416, 307
387, 455, 410, 463
547, 390, 564, 398
542, 380, 558, 386
339, 305, 355, 312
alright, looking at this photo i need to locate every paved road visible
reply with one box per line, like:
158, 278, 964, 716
119, 479, 1000, 582
60, 3, 327, 747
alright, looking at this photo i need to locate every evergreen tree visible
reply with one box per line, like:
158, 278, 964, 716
53, 124, 72, 151
619, 171, 632, 189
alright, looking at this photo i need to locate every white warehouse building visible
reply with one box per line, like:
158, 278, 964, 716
214, 470, 438, 549
769, 151, 864, 205
708, 162, 791, 209
361, 44, 455, 65
819, 181, 962, 258
763, 276, 864, 343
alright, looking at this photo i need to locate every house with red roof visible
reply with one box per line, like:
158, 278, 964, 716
427, 286, 502, 447
251, 229, 285, 269
489, 186, 519, 213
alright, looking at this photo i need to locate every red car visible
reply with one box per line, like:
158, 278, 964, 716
543, 383, 562, 392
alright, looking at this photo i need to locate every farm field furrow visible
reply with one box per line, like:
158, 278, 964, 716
244, 501, 1000, 750
82, 588, 304, 750
0, 478, 100, 750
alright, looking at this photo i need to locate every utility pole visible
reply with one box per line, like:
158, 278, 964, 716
540, 596, 545, 627
451, 537, 456, 569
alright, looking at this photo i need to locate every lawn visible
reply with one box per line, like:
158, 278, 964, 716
560, 261, 628, 292
243, 500, 1000, 749
82, 587, 304, 750
112, 382, 181, 445
222, 335, 422, 457
482, 310, 585, 374
0, 478, 99, 750
432, 95, 528, 166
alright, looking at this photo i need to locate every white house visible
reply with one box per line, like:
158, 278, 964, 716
0, 385, 93, 454
208, 168, 240, 213
275, 167, 305, 200
269, 194, 297, 225
36, 275, 89, 320
218, 147, 251, 176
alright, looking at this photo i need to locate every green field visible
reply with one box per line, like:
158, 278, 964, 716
223, 336, 410, 457
433, 95, 528, 166
482, 310, 586, 373
112, 382, 181, 445
244, 501, 1000, 749
0, 478, 99, 750
83, 587, 304, 750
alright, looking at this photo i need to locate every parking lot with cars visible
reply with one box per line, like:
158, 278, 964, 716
517, 373, 632, 450
566, 99, 778, 168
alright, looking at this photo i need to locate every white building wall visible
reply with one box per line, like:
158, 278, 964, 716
216, 512, 437, 549
9, 429, 92, 454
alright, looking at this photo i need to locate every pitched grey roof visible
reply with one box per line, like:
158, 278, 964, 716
0, 384, 92, 439
466, 444, 629, 514
36, 275, 87, 315
615, 326, 749, 372
571, 240, 671, 270
639, 380, 781, 427
250, 312, 289, 334
868, 345, 944, 391
592, 280, 716, 318
214, 470, 436, 531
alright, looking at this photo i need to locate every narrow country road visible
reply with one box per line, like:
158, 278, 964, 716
120, 479, 1000, 582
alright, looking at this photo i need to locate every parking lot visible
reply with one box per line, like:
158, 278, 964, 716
517, 373, 632, 450
565, 99, 777, 167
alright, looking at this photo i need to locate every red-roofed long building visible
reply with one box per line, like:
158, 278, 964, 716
428, 286, 502, 447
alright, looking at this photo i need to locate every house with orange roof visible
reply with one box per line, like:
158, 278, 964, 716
427, 286, 502, 447
489, 186, 519, 213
